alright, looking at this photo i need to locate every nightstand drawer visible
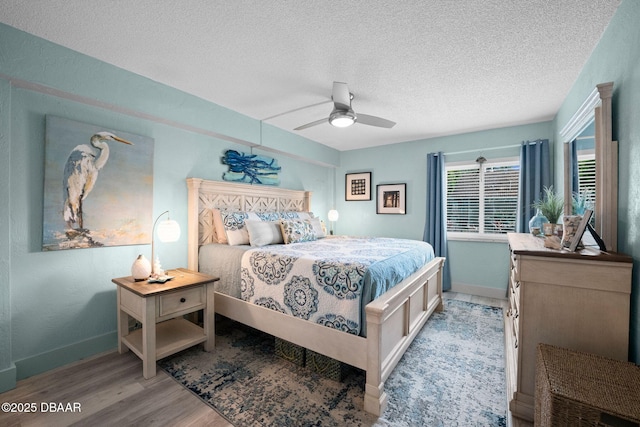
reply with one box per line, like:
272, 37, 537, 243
158, 285, 205, 318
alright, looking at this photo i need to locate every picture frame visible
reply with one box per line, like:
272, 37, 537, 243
345, 172, 372, 201
569, 209, 593, 251
42, 115, 154, 251
376, 183, 406, 214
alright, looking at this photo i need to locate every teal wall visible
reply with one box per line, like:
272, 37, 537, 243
0, 23, 338, 392
338, 122, 553, 292
553, 0, 640, 362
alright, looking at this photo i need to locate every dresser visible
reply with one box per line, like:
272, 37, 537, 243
505, 233, 633, 422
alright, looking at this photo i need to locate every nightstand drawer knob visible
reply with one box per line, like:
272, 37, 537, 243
180, 297, 186, 303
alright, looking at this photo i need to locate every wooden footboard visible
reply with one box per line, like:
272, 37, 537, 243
364, 256, 445, 415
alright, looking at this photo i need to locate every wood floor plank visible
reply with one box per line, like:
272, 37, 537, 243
0, 352, 231, 427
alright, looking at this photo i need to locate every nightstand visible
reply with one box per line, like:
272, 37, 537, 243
112, 268, 219, 379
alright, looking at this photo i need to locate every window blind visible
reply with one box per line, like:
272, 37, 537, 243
446, 160, 519, 235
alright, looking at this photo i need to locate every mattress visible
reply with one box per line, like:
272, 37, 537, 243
199, 236, 435, 336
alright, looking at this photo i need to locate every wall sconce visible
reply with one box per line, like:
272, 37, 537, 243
151, 210, 181, 276
327, 209, 339, 235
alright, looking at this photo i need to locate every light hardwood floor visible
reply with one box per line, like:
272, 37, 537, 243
0, 350, 231, 427
0, 293, 525, 427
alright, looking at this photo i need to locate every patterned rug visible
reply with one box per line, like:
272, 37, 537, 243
159, 298, 506, 426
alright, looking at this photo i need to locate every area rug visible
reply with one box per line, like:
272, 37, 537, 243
159, 298, 506, 426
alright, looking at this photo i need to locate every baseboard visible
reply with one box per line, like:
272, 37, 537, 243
451, 282, 507, 300
15, 331, 117, 381
0, 363, 17, 393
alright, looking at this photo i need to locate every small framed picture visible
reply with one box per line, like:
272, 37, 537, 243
377, 183, 406, 214
569, 209, 593, 251
345, 172, 372, 201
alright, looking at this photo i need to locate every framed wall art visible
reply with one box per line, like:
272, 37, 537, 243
42, 115, 154, 251
345, 172, 371, 201
222, 149, 281, 185
377, 183, 406, 214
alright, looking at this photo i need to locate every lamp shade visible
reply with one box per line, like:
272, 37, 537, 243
156, 219, 181, 242
327, 209, 339, 222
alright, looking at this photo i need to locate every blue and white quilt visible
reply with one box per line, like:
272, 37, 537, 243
240, 237, 435, 336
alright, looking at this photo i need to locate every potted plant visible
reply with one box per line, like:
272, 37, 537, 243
572, 189, 594, 215
532, 186, 564, 225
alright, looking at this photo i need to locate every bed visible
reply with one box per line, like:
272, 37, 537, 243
186, 178, 445, 416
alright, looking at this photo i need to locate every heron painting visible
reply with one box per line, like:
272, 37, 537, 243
43, 116, 154, 251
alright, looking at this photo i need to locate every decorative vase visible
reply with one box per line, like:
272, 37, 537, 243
131, 254, 151, 281
529, 209, 548, 235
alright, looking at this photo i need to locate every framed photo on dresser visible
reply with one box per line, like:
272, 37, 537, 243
569, 209, 593, 251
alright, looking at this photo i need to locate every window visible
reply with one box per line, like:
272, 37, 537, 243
446, 159, 520, 238
577, 150, 595, 207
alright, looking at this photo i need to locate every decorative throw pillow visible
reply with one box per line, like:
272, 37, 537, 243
220, 211, 256, 246
245, 220, 284, 246
279, 211, 314, 221
254, 211, 282, 222
280, 219, 317, 244
306, 217, 326, 239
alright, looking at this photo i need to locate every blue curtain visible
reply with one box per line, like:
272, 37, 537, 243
516, 139, 551, 232
569, 140, 579, 194
423, 152, 451, 291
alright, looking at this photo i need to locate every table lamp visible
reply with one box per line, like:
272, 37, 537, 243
151, 210, 181, 276
327, 209, 339, 235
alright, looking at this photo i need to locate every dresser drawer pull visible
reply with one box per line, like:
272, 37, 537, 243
180, 297, 186, 303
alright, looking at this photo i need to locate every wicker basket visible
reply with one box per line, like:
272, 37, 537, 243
306, 350, 351, 381
535, 343, 640, 427
274, 337, 306, 366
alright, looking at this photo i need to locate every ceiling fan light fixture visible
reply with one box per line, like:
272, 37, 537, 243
329, 109, 357, 128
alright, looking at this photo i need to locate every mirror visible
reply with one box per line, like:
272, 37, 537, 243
561, 82, 617, 251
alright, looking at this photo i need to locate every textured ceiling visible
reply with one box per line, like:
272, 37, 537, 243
0, 0, 621, 151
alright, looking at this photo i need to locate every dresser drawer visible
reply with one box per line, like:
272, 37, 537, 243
158, 285, 205, 318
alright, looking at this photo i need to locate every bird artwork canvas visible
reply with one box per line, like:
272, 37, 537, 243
42, 116, 154, 251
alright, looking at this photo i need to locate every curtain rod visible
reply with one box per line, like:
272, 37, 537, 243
440, 139, 546, 156
441, 143, 521, 156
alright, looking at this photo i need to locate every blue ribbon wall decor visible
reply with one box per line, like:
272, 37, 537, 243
222, 149, 281, 185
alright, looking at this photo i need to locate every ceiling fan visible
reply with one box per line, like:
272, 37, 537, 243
294, 82, 396, 131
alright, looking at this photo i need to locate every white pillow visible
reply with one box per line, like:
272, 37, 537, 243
246, 220, 284, 246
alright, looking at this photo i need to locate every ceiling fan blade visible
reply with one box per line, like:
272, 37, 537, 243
356, 113, 396, 128
294, 118, 327, 131
332, 82, 352, 110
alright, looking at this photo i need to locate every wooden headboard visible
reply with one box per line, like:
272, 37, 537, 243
186, 178, 312, 270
